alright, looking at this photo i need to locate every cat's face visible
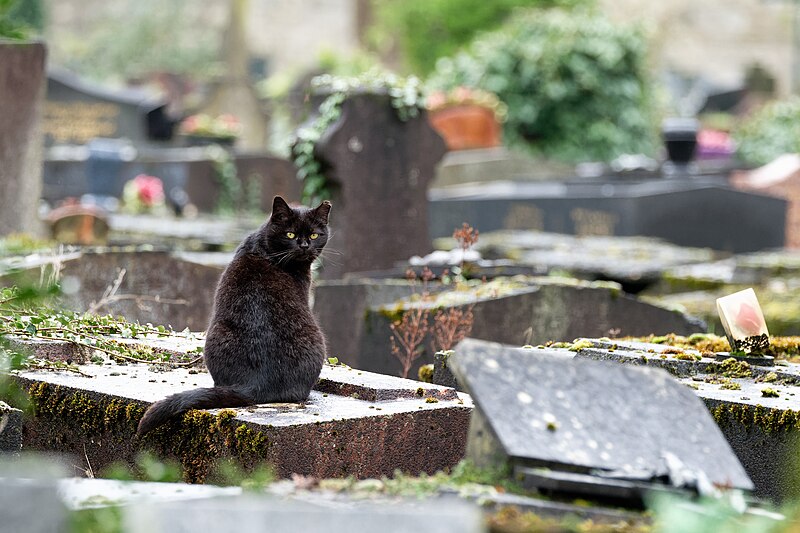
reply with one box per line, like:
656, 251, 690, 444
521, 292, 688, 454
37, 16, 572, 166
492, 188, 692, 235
266, 196, 331, 263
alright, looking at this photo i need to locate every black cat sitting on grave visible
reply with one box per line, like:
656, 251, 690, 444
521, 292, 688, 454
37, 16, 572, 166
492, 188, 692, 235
137, 196, 332, 435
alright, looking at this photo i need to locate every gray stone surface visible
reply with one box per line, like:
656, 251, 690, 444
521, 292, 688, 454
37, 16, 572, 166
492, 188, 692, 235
0, 401, 22, 453
0, 475, 66, 533
313, 93, 447, 278
124, 494, 483, 533
13, 334, 471, 480
0, 41, 46, 237
448, 339, 753, 493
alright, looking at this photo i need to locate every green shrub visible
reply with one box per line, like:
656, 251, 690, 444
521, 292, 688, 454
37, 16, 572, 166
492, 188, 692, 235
733, 98, 800, 166
369, 0, 585, 75
427, 8, 657, 163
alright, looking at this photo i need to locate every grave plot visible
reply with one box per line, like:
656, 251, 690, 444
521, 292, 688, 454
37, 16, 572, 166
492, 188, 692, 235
453, 229, 717, 293
446, 339, 753, 507
647, 249, 800, 335
315, 276, 705, 379
0, 249, 225, 331
7, 335, 470, 483
448, 335, 800, 503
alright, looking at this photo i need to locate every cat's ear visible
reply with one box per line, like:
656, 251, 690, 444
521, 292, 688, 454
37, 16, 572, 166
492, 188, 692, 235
271, 196, 292, 220
314, 200, 332, 224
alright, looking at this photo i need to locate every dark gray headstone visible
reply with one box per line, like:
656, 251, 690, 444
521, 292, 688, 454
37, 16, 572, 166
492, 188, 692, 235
0, 41, 45, 237
449, 339, 753, 492
44, 68, 172, 147
429, 179, 787, 253
124, 495, 482, 533
314, 93, 447, 278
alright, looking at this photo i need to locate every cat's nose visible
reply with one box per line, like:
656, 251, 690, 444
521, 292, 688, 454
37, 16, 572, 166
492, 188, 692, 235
298, 240, 310, 249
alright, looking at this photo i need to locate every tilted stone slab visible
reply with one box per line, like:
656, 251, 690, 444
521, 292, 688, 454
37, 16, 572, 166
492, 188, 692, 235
10, 339, 470, 482
447, 339, 753, 497
502, 337, 800, 502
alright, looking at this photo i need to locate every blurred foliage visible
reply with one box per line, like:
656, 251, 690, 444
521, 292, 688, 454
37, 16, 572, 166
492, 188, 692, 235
53, 0, 219, 82
426, 8, 657, 163
368, 0, 589, 75
733, 98, 800, 166
0, 0, 42, 39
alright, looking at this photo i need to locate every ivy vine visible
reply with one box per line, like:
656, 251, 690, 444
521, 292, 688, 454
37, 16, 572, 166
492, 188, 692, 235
290, 71, 427, 204
207, 145, 242, 214
0, 286, 202, 375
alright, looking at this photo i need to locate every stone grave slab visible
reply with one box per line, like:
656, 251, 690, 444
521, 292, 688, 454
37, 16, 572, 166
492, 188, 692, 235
0, 459, 68, 533
123, 494, 483, 533
518, 336, 800, 502
447, 339, 753, 499
0, 401, 22, 453
315, 276, 704, 378
1, 249, 225, 331
10, 337, 471, 482
468, 230, 716, 293
429, 179, 787, 253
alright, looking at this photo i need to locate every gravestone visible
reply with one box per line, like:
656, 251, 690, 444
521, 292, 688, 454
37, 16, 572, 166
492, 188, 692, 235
44, 67, 173, 147
314, 277, 705, 378
429, 178, 787, 253
1, 249, 224, 331
448, 340, 753, 501
0, 41, 46, 237
313, 93, 447, 278
124, 495, 483, 533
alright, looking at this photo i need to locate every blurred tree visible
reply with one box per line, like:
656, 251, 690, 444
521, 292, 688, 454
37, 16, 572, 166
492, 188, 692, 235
427, 8, 657, 163
53, 0, 220, 83
369, 0, 590, 75
0, 0, 43, 38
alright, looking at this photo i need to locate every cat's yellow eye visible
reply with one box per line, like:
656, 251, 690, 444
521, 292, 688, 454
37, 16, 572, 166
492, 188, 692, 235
286, 232, 296, 239
310, 233, 319, 240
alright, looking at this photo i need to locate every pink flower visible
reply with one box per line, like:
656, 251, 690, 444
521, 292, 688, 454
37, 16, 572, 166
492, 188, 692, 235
133, 174, 165, 206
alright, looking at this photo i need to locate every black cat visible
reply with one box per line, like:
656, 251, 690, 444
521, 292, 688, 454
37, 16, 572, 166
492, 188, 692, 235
137, 196, 331, 435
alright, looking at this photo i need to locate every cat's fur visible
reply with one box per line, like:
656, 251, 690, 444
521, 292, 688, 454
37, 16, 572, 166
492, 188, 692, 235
136, 196, 331, 436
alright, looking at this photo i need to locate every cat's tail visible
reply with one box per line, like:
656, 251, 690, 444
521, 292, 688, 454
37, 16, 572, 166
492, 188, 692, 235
136, 386, 252, 436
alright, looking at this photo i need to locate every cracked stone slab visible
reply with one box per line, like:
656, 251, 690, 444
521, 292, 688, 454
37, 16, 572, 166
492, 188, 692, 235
448, 339, 753, 493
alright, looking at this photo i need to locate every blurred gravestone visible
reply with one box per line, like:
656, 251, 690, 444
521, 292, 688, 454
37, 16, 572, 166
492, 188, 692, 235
0, 458, 67, 533
44, 68, 172, 147
0, 41, 46, 237
124, 495, 482, 533
314, 94, 447, 278
449, 339, 753, 499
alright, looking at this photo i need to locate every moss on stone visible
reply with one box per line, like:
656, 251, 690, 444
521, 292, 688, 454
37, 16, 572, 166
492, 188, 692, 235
22, 380, 274, 483
710, 402, 800, 435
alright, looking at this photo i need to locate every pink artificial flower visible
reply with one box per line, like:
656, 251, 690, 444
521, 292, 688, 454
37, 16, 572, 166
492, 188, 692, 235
133, 174, 165, 206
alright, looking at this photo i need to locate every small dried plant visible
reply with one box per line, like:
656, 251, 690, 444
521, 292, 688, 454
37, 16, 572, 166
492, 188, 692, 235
390, 268, 433, 378
431, 304, 475, 354
389, 223, 481, 378
453, 222, 479, 268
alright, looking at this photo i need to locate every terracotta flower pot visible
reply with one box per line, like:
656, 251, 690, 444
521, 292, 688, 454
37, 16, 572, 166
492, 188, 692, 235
428, 105, 502, 151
